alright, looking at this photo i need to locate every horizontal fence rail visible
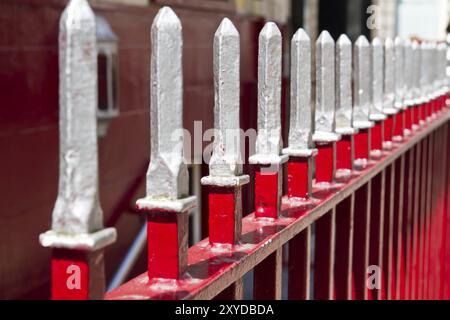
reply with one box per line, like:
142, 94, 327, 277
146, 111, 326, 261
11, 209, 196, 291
42, 1, 450, 300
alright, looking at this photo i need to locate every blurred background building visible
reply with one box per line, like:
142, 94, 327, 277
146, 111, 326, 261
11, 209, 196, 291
0, 0, 449, 299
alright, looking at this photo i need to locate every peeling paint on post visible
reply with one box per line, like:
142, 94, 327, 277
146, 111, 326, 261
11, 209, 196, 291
249, 22, 288, 219
335, 34, 356, 177
353, 36, 374, 168
313, 31, 341, 184
201, 18, 249, 246
135, 7, 196, 280
39, 0, 116, 300
382, 38, 397, 150
282, 28, 317, 199
370, 37, 387, 158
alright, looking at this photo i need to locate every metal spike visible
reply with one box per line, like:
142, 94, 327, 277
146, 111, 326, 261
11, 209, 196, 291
438, 42, 448, 94
284, 28, 315, 155
353, 35, 373, 128
403, 39, 414, 106
209, 18, 242, 176
252, 22, 283, 162
420, 42, 429, 102
335, 34, 356, 134
383, 38, 397, 114
394, 37, 405, 109
313, 31, 340, 142
146, 6, 188, 199
430, 42, 438, 98
50, 0, 103, 234
370, 36, 386, 120
411, 41, 422, 104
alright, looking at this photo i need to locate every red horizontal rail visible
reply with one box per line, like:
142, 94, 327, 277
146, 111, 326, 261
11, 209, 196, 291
106, 109, 450, 300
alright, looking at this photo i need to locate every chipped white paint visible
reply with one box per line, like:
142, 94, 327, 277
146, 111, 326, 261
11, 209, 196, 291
335, 34, 357, 134
283, 28, 318, 156
41, 0, 116, 250
313, 31, 341, 143
353, 36, 374, 129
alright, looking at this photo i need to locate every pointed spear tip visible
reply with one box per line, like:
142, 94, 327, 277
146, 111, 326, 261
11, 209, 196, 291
216, 17, 239, 37
337, 34, 351, 46
355, 35, 369, 47
385, 37, 394, 48
260, 22, 281, 40
64, 0, 95, 22
153, 6, 181, 31
317, 30, 333, 44
394, 36, 404, 46
293, 28, 310, 42
372, 36, 382, 46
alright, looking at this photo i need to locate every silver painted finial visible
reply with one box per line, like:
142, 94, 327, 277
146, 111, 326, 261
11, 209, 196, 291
146, 6, 188, 199
313, 31, 341, 142
209, 18, 242, 176
370, 37, 386, 121
353, 35, 374, 129
383, 37, 397, 115
394, 36, 405, 109
335, 34, 356, 134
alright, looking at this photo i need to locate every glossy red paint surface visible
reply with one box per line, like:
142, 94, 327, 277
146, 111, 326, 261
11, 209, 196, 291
147, 211, 188, 279
105, 109, 449, 300
51, 249, 89, 300
316, 143, 334, 183
413, 105, 420, 127
405, 108, 412, 132
287, 157, 309, 199
371, 122, 382, 152
394, 110, 404, 139
384, 115, 394, 143
208, 187, 239, 245
255, 166, 280, 219
354, 129, 369, 161
336, 135, 352, 171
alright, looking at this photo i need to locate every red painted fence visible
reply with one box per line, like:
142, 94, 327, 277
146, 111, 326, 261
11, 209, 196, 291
41, 1, 450, 300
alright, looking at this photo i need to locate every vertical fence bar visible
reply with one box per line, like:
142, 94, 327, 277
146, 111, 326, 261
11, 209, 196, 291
335, 35, 357, 178
382, 38, 397, 150
393, 37, 405, 141
353, 36, 374, 168
288, 227, 311, 300
283, 28, 316, 301
382, 163, 395, 299
313, 31, 341, 184
370, 37, 387, 159
314, 209, 336, 300
368, 172, 385, 300
135, 7, 196, 281
249, 22, 285, 299
352, 183, 371, 300
418, 137, 428, 298
392, 156, 405, 299
334, 195, 355, 299
412, 142, 422, 299
39, 0, 117, 300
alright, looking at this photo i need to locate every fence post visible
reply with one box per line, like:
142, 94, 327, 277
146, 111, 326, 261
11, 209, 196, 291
420, 42, 431, 123
39, 0, 117, 300
201, 18, 249, 248
335, 34, 357, 178
393, 37, 406, 140
403, 40, 414, 134
370, 37, 387, 158
282, 28, 317, 199
411, 41, 421, 130
249, 22, 287, 219
313, 31, 341, 184
135, 7, 196, 281
382, 38, 397, 150
353, 36, 374, 168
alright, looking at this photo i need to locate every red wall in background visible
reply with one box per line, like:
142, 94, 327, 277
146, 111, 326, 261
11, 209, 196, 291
0, 0, 286, 299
